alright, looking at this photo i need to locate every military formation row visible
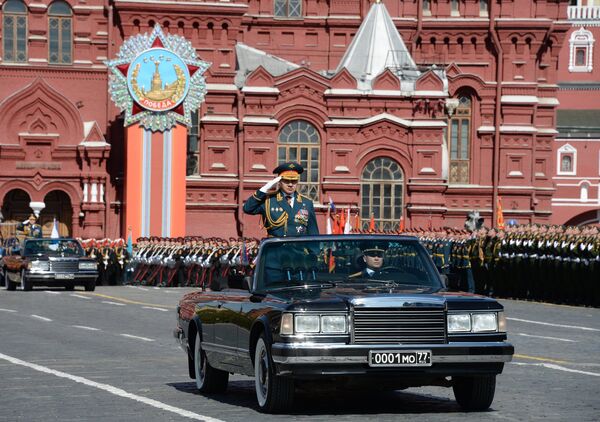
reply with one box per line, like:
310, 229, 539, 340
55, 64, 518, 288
79, 225, 600, 306
98, 237, 260, 288
402, 225, 600, 307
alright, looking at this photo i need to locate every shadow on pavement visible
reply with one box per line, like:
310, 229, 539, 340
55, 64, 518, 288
167, 380, 485, 415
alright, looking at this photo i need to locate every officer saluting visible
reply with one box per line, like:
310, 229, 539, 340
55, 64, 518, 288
244, 161, 319, 237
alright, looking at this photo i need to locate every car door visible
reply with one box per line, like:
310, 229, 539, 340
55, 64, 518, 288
213, 290, 250, 369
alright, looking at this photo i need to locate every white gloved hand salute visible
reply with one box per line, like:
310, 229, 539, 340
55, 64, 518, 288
259, 176, 281, 193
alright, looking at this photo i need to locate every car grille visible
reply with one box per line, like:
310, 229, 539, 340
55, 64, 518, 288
352, 307, 447, 344
50, 261, 78, 273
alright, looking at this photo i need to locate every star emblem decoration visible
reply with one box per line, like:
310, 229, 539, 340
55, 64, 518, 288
106, 25, 211, 132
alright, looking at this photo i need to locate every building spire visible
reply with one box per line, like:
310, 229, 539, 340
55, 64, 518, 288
335, 1, 418, 89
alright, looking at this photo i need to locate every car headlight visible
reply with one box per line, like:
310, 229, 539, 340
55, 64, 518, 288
281, 313, 348, 335
321, 315, 347, 333
448, 314, 471, 333
79, 262, 97, 270
472, 313, 497, 332
30, 261, 50, 271
448, 312, 501, 333
295, 315, 320, 333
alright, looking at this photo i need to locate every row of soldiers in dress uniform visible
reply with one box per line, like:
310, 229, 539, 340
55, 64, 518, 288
468, 224, 600, 306
348, 227, 477, 293
80, 238, 130, 285
127, 237, 260, 289
351, 224, 600, 306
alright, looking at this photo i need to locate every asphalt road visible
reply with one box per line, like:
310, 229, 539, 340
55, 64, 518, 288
1, 286, 598, 422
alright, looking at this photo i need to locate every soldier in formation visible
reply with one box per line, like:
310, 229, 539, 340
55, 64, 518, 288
81, 238, 130, 285
126, 236, 259, 290
467, 224, 600, 306
351, 223, 599, 306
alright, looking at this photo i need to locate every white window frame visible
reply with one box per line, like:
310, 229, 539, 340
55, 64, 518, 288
557, 144, 577, 176
569, 27, 594, 72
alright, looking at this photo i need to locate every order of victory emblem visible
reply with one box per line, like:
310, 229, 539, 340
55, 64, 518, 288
106, 25, 210, 132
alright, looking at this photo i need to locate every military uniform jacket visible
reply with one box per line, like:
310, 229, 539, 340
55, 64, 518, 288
243, 189, 319, 237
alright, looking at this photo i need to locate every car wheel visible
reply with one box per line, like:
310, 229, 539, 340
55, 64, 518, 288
193, 331, 228, 393
453, 375, 496, 411
254, 333, 294, 413
84, 281, 96, 292
21, 269, 31, 291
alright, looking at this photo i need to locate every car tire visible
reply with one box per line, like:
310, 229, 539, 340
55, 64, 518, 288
254, 333, 294, 413
453, 375, 496, 411
193, 331, 228, 393
21, 269, 32, 291
84, 281, 96, 292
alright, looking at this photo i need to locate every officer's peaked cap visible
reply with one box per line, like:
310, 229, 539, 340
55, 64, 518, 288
360, 240, 388, 254
273, 161, 303, 180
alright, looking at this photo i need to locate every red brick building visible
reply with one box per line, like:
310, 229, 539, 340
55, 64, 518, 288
554, 0, 600, 226
0, 0, 576, 239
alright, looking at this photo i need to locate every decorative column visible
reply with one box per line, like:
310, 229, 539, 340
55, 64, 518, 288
107, 25, 210, 240
77, 144, 110, 239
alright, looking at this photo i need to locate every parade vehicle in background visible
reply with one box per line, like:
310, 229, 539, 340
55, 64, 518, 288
174, 235, 514, 413
1, 238, 98, 291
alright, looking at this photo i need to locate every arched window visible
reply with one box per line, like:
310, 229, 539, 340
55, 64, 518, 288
2, 0, 28, 63
580, 182, 589, 202
274, 0, 302, 18
561, 155, 573, 172
423, 0, 431, 15
450, 0, 460, 16
479, 0, 489, 16
448, 95, 471, 184
48, 1, 72, 64
186, 110, 199, 176
360, 158, 404, 231
569, 27, 594, 72
278, 120, 320, 201
557, 144, 577, 176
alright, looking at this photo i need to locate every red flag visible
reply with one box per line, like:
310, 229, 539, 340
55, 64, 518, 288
497, 197, 505, 230
328, 248, 336, 273
369, 213, 375, 232
339, 209, 346, 234
399, 216, 405, 232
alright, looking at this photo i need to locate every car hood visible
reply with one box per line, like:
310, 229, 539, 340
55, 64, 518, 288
268, 285, 500, 312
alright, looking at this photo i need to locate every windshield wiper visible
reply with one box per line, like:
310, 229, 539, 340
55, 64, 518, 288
263, 281, 337, 292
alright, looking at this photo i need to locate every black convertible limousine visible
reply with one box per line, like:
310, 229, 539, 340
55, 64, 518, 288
174, 235, 514, 413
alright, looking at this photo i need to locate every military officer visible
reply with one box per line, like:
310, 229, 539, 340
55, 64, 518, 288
350, 241, 388, 278
243, 161, 319, 237
17, 214, 43, 238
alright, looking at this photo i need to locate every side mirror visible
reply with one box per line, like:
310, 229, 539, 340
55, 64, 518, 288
242, 276, 252, 292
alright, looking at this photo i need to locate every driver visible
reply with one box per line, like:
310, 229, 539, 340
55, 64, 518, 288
350, 241, 388, 278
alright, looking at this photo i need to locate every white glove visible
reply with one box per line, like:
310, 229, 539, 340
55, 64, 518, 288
22, 219, 30, 224
260, 176, 281, 193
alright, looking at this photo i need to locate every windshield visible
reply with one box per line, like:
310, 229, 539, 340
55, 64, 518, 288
23, 239, 83, 257
256, 237, 441, 291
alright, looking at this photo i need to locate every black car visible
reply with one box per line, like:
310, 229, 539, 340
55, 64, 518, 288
174, 235, 513, 413
2, 238, 98, 291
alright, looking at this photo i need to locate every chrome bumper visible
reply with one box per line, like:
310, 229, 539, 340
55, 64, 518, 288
271, 341, 514, 365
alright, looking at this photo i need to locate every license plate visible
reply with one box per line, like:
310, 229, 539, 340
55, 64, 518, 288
55, 273, 75, 280
368, 350, 432, 367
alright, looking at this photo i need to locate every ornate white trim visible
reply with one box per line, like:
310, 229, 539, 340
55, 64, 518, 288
557, 144, 577, 176
569, 27, 594, 73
